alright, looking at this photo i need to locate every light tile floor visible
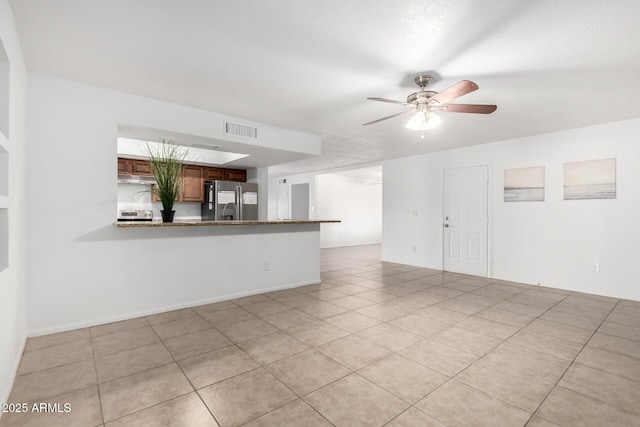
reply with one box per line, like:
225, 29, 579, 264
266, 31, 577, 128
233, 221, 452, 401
2, 244, 640, 426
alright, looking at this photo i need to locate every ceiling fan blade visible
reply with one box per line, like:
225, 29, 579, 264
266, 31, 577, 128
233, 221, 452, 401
438, 103, 497, 114
367, 97, 411, 106
428, 80, 479, 105
363, 110, 413, 126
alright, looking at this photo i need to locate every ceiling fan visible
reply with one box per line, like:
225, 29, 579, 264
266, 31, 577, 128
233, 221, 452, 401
364, 75, 497, 135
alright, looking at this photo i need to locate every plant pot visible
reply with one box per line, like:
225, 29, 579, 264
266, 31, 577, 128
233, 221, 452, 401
161, 210, 175, 223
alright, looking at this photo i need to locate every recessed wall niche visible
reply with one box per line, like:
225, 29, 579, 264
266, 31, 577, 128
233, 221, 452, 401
0, 208, 7, 271
0, 38, 8, 140
0, 37, 9, 272
0, 37, 8, 198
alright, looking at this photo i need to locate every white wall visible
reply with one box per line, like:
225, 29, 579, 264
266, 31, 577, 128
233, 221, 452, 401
317, 174, 382, 248
30, 224, 321, 336
383, 118, 640, 301
26, 73, 321, 334
268, 171, 383, 248
0, 0, 28, 410
268, 172, 317, 221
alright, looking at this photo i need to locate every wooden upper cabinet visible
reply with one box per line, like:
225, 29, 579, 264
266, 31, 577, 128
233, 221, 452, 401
118, 158, 152, 176
203, 167, 246, 182
204, 167, 225, 180
225, 169, 246, 182
119, 157, 244, 204
118, 158, 131, 174
131, 159, 153, 176
151, 165, 203, 203
181, 165, 204, 202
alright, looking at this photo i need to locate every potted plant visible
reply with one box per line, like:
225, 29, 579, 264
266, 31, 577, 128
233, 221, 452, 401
143, 140, 189, 222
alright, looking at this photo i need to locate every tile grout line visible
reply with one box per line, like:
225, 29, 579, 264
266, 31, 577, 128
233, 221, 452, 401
238, 369, 338, 427
88, 330, 106, 427
95, 315, 197, 424
13, 339, 95, 378
186, 299, 337, 427
294, 273, 527, 425
403, 286, 587, 417
95, 311, 223, 424
582, 332, 640, 359
521, 298, 623, 426
464, 286, 613, 348
234, 267, 443, 424
150, 309, 225, 427
408, 290, 578, 424
102, 391, 197, 426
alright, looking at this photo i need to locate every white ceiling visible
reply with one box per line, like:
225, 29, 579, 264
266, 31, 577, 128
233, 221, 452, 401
10, 0, 640, 176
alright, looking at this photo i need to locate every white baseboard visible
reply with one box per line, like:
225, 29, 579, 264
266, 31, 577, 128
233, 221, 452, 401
27, 279, 321, 337
320, 241, 381, 249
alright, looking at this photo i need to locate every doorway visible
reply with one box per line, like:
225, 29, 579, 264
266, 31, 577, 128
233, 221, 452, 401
291, 183, 310, 220
443, 165, 489, 276
277, 183, 289, 219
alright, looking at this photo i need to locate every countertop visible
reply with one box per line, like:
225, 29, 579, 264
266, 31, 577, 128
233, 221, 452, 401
115, 219, 341, 228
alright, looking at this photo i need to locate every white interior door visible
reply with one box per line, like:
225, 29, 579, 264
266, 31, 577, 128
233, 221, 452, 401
443, 166, 488, 276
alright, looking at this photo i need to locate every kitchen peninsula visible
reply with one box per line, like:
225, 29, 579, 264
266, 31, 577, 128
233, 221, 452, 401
115, 219, 339, 227
110, 139, 341, 337
56, 218, 342, 339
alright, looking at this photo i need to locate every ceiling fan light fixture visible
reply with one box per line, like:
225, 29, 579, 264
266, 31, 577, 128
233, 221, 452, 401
405, 110, 441, 131
364, 74, 496, 129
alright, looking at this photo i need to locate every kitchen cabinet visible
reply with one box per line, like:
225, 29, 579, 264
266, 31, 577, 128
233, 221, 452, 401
121, 156, 245, 204
225, 169, 246, 182
118, 158, 131, 174
204, 167, 225, 180
117, 158, 153, 176
120, 157, 245, 183
181, 165, 204, 202
131, 159, 153, 176
151, 165, 204, 203
203, 167, 245, 182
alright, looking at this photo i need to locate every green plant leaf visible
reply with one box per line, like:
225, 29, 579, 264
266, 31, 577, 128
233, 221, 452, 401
142, 139, 190, 212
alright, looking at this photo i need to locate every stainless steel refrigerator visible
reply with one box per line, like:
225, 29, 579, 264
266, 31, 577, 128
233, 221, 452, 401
201, 180, 259, 221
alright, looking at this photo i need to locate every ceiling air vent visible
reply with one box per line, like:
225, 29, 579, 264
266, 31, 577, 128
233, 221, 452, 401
224, 121, 258, 139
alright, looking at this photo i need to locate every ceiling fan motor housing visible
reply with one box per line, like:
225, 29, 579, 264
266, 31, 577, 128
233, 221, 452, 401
408, 75, 437, 105
407, 91, 437, 104
414, 75, 433, 88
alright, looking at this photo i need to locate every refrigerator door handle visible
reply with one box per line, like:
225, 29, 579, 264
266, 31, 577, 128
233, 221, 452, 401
237, 185, 243, 220
215, 183, 221, 220
208, 185, 214, 212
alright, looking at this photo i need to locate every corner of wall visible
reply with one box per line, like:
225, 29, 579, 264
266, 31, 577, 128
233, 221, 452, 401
0, 0, 29, 410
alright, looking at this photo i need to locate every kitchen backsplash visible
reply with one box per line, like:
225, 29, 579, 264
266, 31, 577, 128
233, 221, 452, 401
117, 183, 151, 211
117, 183, 202, 220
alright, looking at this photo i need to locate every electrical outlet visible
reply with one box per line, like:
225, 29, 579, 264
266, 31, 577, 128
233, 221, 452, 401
264, 262, 271, 272
411, 245, 416, 252
412, 210, 418, 217
593, 263, 600, 273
